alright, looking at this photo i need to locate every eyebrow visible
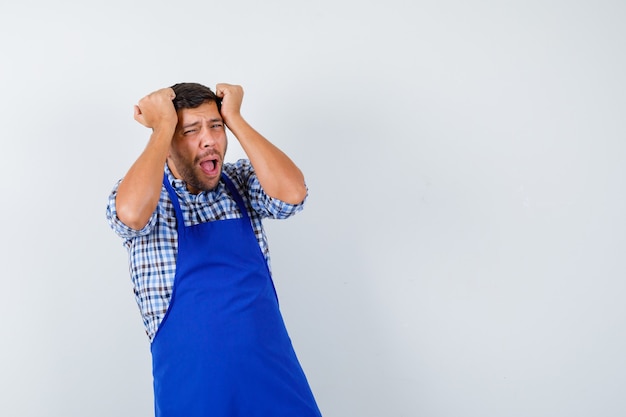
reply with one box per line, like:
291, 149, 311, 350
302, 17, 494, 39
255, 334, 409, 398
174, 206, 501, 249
181, 121, 200, 130
180, 118, 222, 130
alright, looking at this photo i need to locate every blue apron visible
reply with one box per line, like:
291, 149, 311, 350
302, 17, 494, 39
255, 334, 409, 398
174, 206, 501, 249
151, 173, 322, 417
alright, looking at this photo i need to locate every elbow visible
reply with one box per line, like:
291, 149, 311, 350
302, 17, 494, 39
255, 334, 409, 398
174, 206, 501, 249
115, 198, 151, 231
293, 184, 308, 205
281, 183, 308, 205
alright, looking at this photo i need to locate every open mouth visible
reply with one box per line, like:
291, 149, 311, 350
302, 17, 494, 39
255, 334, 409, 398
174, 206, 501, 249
200, 158, 219, 176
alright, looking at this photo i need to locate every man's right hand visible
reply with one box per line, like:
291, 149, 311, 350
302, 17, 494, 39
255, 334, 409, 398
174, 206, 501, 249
133, 87, 178, 132
116, 87, 179, 230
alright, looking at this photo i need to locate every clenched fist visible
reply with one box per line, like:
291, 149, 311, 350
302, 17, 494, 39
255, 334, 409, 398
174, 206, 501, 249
134, 88, 178, 132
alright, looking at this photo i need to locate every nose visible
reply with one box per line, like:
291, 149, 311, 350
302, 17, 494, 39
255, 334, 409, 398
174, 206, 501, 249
199, 125, 218, 148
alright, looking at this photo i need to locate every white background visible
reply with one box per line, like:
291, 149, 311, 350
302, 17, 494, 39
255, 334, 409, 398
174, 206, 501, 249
1, 1, 625, 416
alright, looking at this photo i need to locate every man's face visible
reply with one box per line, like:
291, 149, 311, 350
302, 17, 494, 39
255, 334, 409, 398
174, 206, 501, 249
168, 101, 228, 193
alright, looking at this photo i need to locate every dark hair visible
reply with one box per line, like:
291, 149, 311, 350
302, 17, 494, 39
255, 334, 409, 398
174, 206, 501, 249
170, 82, 221, 112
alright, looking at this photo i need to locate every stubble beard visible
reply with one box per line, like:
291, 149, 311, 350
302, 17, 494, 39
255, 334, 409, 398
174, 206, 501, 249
171, 147, 227, 193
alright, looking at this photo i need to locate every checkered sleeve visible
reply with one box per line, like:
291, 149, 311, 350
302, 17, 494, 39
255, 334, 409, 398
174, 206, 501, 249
225, 159, 307, 219
105, 179, 158, 241
106, 178, 178, 339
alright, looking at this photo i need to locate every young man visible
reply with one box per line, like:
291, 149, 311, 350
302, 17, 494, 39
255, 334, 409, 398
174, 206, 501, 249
106, 82, 322, 417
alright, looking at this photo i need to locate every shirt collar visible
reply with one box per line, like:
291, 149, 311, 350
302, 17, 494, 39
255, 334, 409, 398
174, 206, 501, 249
164, 164, 224, 204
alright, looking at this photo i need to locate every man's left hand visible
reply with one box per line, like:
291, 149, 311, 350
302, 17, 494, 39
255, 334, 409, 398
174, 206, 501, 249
215, 83, 244, 125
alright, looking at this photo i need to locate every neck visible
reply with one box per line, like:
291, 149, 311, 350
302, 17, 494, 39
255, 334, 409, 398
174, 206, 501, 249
166, 158, 199, 194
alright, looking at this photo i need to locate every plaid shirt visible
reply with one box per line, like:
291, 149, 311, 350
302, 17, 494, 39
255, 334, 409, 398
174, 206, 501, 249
106, 159, 305, 341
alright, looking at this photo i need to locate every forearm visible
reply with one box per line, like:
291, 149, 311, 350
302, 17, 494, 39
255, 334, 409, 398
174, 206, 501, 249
115, 127, 174, 230
228, 116, 307, 204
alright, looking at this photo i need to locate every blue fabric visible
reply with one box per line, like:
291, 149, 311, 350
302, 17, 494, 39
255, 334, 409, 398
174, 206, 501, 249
150, 172, 321, 417
105, 160, 306, 340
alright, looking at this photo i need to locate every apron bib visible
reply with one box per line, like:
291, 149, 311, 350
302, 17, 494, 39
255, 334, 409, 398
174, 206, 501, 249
150, 173, 321, 417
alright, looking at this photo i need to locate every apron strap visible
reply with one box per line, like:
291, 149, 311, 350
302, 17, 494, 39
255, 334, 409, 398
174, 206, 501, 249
220, 172, 252, 222
162, 171, 251, 229
163, 173, 185, 231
